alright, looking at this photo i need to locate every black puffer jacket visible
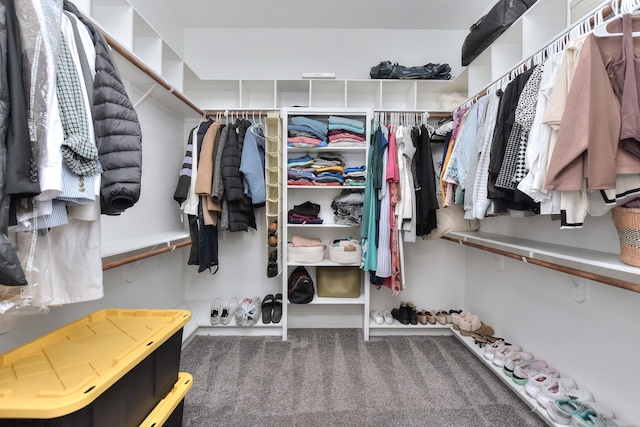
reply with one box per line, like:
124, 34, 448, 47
64, 1, 142, 215
222, 120, 255, 232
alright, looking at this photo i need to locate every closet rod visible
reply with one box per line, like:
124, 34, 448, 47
374, 111, 452, 119
204, 109, 279, 117
441, 235, 640, 294
87, 31, 203, 117
460, 0, 619, 108
102, 240, 191, 271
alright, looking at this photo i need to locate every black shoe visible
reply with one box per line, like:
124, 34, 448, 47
267, 262, 278, 278
272, 293, 283, 323
392, 302, 410, 325
261, 294, 274, 324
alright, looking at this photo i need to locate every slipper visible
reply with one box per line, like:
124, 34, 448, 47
271, 293, 283, 323
262, 294, 275, 324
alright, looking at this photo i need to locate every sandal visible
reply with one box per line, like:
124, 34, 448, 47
271, 293, 283, 323
261, 294, 275, 324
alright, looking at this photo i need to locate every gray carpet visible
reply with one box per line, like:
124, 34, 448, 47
179, 329, 545, 427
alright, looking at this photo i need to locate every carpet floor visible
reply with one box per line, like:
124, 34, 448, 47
179, 329, 545, 427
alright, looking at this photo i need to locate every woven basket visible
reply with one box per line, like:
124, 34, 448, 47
611, 206, 640, 267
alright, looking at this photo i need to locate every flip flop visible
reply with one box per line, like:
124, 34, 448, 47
272, 293, 283, 323
262, 294, 275, 324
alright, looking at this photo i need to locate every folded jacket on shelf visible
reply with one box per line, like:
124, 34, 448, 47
287, 212, 324, 224
287, 154, 314, 166
288, 124, 327, 141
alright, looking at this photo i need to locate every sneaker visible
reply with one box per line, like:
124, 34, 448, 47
537, 378, 592, 409
570, 404, 617, 427
220, 298, 238, 325
502, 351, 533, 376
548, 400, 613, 426
382, 310, 394, 325
512, 361, 553, 386
483, 340, 511, 361
524, 370, 562, 398
492, 345, 522, 368
548, 399, 585, 425
210, 298, 222, 325
370, 310, 384, 325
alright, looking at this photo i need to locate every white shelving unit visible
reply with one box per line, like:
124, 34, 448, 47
281, 108, 372, 341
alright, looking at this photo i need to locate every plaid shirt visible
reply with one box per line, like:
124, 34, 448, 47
56, 35, 99, 176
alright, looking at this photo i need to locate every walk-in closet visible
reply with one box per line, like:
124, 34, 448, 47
0, 0, 639, 426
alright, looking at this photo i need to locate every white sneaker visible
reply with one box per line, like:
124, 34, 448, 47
220, 298, 238, 325
524, 370, 561, 398
492, 345, 522, 368
370, 310, 384, 325
537, 378, 592, 409
503, 351, 534, 377
210, 298, 222, 325
382, 310, 394, 325
512, 361, 554, 386
483, 340, 511, 361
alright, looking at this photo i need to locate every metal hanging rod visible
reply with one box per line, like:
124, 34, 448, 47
441, 235, 640, 294
374, 110, 452, 119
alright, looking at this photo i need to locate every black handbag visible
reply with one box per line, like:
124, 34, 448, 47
461, 0, 537, 66
287, 266, 315, 304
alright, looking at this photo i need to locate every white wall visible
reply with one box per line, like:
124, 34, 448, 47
184, 28, 467, 80
464, 214, 640, 424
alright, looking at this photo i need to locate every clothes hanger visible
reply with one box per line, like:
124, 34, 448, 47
593, 0, 640, 37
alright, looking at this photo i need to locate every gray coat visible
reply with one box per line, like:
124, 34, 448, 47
64, 1, 142, 215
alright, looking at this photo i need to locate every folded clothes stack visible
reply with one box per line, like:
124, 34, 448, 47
288, 201, 323, 224
344, 165, 366, 186
328, 115, 366, 147
287, 153, 348, 186
332, 190, 364, 226
288, 116, 328, 148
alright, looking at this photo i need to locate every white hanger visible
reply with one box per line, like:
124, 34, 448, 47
594, 0, 640, 37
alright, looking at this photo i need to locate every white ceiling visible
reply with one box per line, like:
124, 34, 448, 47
158, 0, 498, 30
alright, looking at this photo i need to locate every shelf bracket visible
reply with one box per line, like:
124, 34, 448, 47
133, 83, 159, 109
567, 276, 589, 303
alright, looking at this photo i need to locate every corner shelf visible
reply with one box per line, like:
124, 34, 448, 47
101, 230, 190, 258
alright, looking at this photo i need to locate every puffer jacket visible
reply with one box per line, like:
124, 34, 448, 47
222, 120, 255, 232
64, 1, 142, 215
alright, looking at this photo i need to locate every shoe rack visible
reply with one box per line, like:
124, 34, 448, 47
265, 111, 283, 279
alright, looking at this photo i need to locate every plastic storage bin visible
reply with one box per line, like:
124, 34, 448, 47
139, 372, 193, 427
0, 308, 191, 427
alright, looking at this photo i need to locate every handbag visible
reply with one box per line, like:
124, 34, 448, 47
287, 266, 315, 304
461, 0, 537, 66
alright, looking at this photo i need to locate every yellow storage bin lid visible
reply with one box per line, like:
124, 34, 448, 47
0, 308, 191, 419
139, 372, 192, 427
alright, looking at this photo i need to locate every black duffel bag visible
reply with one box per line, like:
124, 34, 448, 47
370, 61, 451, 80
461, 0, 537, 66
